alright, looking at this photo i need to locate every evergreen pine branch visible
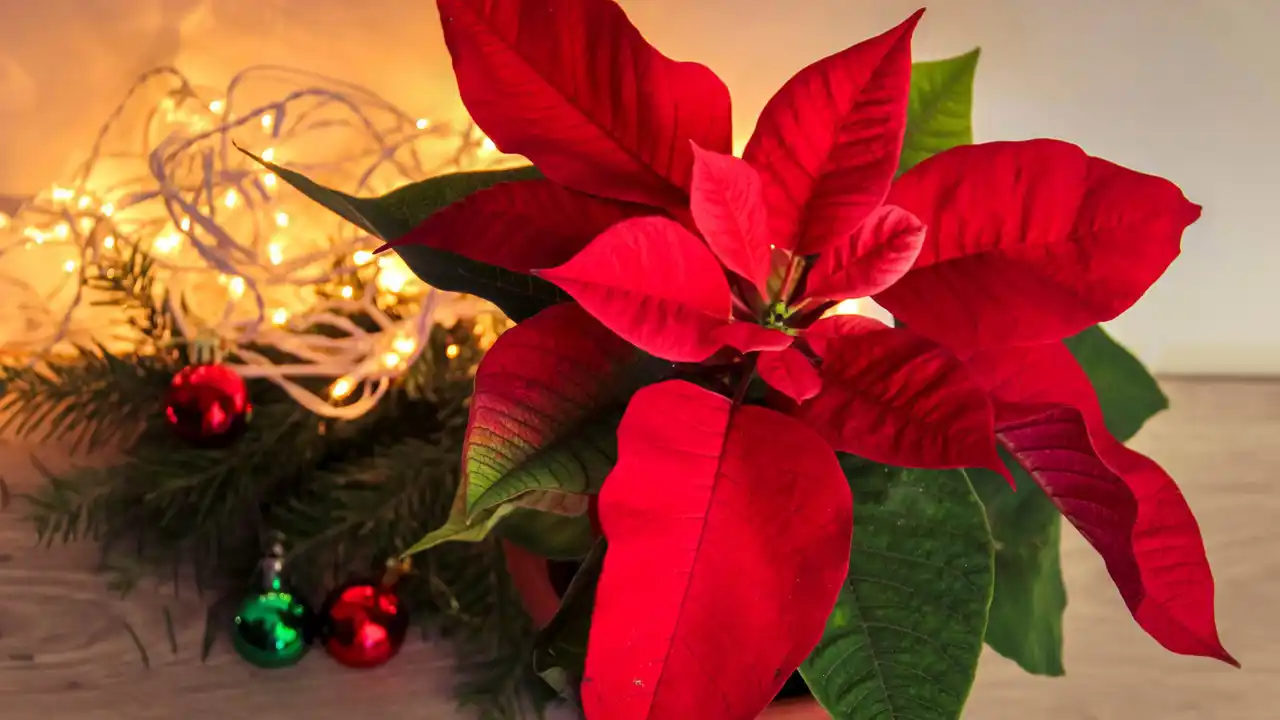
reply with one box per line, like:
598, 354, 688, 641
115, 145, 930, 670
272, 386, 553, 717
0, 347, 175, 454
0, 247, 180, 454
16, 296, 550, 717
85, 248, 176, 344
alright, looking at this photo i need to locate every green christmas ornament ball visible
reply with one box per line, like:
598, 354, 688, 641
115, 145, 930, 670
231, 577, 314, 668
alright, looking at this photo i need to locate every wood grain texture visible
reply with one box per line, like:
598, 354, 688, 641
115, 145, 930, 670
0, 379, 1275, 719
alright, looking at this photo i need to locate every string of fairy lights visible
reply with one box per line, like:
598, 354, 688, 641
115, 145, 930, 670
0, 65, 511, 419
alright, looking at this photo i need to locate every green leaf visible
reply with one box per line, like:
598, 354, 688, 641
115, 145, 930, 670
400, 481, 515, 556
369, 166, 545, 239
1064, 325, 1168, 442
532, 540, 606, 698
498, 507, 596, 561
399, 483, 594, 559
463, 304, 649, 519
802, 461, 994, 719
900, 48, 980, 174
471, 408, 624, 516
239, 147, 562, 321
970, 459, 1067, 677
972, 325, 1166, 676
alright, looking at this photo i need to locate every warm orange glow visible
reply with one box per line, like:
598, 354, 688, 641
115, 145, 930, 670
330, 376, 355, 400
826, 299, 862, 317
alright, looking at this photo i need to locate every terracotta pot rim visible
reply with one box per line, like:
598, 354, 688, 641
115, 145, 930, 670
499, 541, 831, 718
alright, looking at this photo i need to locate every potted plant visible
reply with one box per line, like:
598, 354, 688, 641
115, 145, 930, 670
253, 0, 1236, 716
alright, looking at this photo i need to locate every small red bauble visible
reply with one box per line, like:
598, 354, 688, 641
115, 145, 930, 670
164, 364, 251, 446
318, 581, 410, 668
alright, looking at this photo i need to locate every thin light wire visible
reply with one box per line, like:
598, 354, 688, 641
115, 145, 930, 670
0, 65, 510, 419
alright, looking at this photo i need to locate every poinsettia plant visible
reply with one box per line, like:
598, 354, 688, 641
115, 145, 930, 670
250, 0, 1236, 717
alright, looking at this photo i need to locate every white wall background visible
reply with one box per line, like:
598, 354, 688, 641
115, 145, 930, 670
1, 0, 1276, 375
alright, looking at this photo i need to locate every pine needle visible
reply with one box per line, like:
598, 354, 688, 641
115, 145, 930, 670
122, 620, 150, 669
163, 607, 178, 654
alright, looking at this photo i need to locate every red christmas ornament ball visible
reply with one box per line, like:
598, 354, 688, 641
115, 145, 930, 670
319, 581, 410, 668
164, 364, 251, 446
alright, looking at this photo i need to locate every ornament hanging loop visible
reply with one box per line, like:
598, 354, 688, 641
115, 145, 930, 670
189, 328, 225, 366
262, 533, 287, 592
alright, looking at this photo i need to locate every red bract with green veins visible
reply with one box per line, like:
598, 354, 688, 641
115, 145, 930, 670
384, 0, 1235, 716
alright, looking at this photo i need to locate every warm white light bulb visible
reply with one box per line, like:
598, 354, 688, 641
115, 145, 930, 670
261, 114, 274, 130
53, 222, 70, 239
330, 376, 355, 400
228, 276, 246, 299
224, 190, 238, 209
271, 308, 289, 325
392, 336, 416, 355
51, 186, 74, 202
77, 195, 92, 210
100, 202, 115, 217
62, 259, 77, 273
267, 242, 284, 265
445, 344, 461, 360
340, 285, 354, 299
415, 118, 430, 130
274, 211, 289, 228
102, 235, 115, 249
381, 351, 402, 368
180, 216, 191, 231
154, 232, 181, 254
261, 147, 275, 162
375, 255, 412, 294
263, 173, 277, 188
208, 99, 225, 114
352, 250, 375, 266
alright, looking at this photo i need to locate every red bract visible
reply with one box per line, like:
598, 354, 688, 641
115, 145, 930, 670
876, 140, 1203, 351
875, 137, 1229, 665
962, 343, 1237, 666
435, 0, 731, 210
405, 0, 1230, 715
583, 380, 852, 718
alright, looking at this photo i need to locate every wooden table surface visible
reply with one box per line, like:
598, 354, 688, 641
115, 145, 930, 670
1, 378, 1276, 719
